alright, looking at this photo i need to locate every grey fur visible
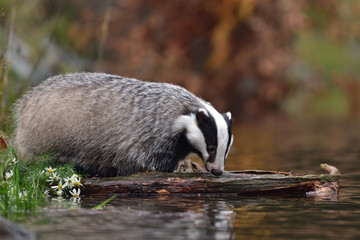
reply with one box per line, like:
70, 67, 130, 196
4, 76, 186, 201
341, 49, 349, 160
13, 73, 231, 176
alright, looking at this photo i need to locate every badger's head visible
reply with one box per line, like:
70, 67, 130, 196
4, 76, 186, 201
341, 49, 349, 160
173, 105, 233, 176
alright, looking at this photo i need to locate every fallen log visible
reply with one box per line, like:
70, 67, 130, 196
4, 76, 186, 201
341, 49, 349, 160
82, 163, 341, 197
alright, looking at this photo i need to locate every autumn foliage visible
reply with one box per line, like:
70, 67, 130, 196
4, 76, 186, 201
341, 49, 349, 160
41, 0, 305, 117
2, 1, 359, 121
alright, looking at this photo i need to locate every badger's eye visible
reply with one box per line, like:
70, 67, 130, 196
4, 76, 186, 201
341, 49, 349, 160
207, 145, 216, 155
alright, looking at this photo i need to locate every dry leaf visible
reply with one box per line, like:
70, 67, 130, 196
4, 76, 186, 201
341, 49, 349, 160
0, 131, 9, 151
156, 189, 170, 194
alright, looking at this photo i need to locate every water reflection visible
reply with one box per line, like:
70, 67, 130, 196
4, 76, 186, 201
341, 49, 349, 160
28, 194, 358, 240
24, 119, 360, 239
27, 195, 236, 240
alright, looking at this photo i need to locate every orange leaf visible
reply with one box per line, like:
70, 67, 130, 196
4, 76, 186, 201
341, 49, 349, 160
156, 189, 170, 194
0, 131, 9, 151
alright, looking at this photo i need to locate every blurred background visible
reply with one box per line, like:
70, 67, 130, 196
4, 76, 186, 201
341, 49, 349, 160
1, 0, 360, 130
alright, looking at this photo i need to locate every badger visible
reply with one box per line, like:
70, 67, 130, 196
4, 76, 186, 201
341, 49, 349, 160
13, 73, 233, 177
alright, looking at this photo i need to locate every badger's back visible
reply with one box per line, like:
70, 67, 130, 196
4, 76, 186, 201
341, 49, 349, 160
13, 73, 203, 176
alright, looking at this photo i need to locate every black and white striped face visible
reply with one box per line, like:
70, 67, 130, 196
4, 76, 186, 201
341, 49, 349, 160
173, 105, 233, 176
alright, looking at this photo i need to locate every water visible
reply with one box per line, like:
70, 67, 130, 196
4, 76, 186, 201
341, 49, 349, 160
24, 119, 360, 239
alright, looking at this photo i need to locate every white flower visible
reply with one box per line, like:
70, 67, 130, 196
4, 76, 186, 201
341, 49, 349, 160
11, 158, 17, 165
56, 189, 63, 196
70, 188, 81, 203
5, 170, 14, 179
70, 188, 81, 199
43, 189, 50, 197
51, 180, 68, 191
19, 190, 28, 199
64, 176, 82, 188
47, 173, 61, 184
64, 177, 73, 186
45, 166, 56, 174
71, 177, 82, 188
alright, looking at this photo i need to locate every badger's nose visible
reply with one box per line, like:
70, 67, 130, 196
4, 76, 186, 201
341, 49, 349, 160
211, 169, 223, 176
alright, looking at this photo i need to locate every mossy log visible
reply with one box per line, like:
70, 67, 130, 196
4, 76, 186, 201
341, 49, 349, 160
82, 164, 341, 197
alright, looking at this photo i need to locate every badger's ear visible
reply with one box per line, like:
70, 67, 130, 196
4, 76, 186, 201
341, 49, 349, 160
225, 112, 231, 120
223, 112, 232, 123
196, 108, 209, 123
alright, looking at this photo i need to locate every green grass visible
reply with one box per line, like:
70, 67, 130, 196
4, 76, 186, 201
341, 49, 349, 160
91, 195, 117, 210
0, 148, 83, 221
0, 149, 40, 221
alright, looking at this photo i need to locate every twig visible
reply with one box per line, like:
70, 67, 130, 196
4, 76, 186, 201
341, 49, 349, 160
95, 0, 113, 72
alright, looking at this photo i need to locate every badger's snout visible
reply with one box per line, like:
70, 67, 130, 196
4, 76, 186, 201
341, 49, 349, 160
210, 169, 223, 176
